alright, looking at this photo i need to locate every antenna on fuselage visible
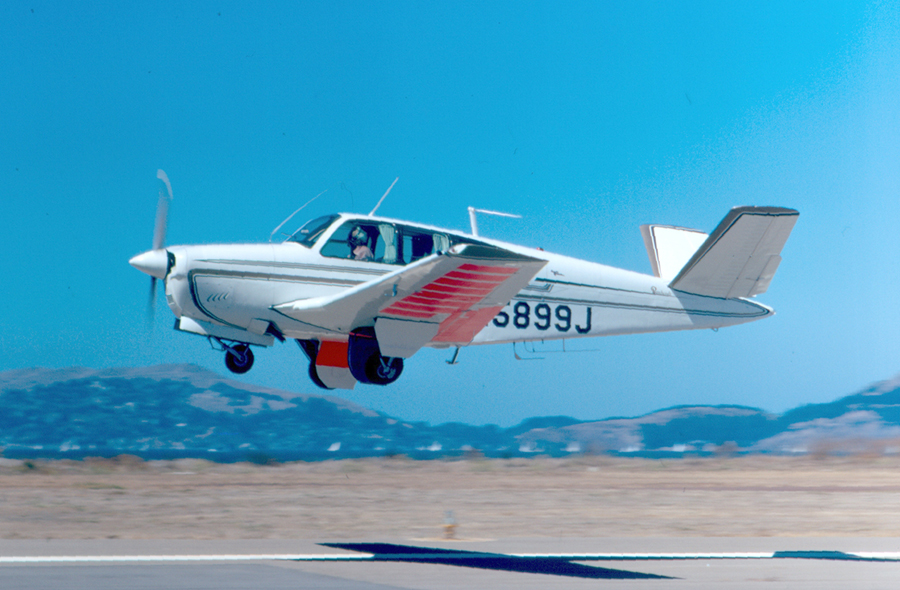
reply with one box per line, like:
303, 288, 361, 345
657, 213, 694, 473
369, 177, 399, 216
467, 207, 521, 236
269, 188, 328, 242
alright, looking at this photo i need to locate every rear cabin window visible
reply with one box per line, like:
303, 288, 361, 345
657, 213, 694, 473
320, 220, 454, 265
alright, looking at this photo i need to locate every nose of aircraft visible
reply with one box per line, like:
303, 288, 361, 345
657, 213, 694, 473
129, 249, 169, 279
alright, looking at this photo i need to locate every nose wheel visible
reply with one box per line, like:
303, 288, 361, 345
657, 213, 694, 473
208, 337, 255, 374
224, 343, 254, 374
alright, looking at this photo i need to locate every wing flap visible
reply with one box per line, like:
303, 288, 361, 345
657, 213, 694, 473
375, 318, 441, 358
669, 206, 798, 299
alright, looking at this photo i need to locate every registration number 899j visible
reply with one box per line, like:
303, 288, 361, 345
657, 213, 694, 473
493, 302, 592, 334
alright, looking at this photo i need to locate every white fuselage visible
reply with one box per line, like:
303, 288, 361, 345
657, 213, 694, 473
162, 213, 771, 348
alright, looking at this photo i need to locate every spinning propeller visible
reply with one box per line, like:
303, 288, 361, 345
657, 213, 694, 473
129, 169, 173, 321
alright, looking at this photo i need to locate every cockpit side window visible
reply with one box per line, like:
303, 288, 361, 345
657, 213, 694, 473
320, 220, 463, 265
398, 227, 450, 264
321, 220, 391, 263
288, 214, 339, 248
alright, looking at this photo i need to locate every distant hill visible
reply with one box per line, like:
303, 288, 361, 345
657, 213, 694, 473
3, 365, 900, 460
520, 375, 900, 456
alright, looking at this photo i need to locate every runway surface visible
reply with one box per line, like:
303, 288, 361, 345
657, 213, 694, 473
2, 538, 899, 589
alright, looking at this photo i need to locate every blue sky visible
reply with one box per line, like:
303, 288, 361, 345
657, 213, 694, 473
2, 1, 899, 426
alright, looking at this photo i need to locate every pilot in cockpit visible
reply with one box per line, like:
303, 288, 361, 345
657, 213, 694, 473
348, 226, 374, 261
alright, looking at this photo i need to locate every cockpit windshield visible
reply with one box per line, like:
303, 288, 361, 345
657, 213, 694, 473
288, 214, 339, 248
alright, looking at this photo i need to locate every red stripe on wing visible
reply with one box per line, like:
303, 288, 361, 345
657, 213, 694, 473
383, 309, 435, 319
381, 264, 517, 327
458, 263, 518, 275
444, 271, 506, 283
388, 301, 459, 314
431, 306, 504, 343
423, 282, 495, 297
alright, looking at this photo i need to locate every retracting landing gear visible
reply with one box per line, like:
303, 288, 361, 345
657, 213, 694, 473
349, 327, 404, 386
296, 331, 404, 390
209, 337, 255, 374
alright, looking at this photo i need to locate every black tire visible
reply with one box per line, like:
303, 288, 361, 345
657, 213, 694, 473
364, 355, 403, 385
225, 344, 254, 374
347, 327, 379, 384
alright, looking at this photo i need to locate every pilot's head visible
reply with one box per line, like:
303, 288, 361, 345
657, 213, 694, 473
348, 226, 368, 247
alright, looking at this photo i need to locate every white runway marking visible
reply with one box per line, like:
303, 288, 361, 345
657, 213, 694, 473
2, 551, 900, 564
0, 554, 374, 563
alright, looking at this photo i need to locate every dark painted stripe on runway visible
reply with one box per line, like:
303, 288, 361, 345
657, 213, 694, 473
321, 543, 669, 579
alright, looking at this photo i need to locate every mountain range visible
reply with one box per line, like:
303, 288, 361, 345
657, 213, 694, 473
2, 364, 900, 461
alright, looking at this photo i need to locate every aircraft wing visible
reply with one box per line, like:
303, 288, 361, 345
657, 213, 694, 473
669, 206, 799, 299
274, 244, 547, 356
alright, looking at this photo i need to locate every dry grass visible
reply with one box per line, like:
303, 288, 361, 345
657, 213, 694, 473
2, 454, 900, 539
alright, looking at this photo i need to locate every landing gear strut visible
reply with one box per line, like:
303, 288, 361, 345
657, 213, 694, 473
364, 354, 403, 385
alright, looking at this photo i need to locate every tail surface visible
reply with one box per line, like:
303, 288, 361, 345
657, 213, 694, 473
666, 206, 799, 299
640, 224, 709, 282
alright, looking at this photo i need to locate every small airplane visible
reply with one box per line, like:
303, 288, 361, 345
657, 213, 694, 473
130, 170, 798, 390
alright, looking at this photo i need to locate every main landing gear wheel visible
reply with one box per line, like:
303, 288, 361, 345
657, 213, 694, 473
364, 355, 403, 385
348, 327, 403, 386
225, 344, 254, 374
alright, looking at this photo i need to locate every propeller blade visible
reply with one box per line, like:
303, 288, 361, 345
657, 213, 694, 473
145, 169, 172, 325
152, 169, 173, 251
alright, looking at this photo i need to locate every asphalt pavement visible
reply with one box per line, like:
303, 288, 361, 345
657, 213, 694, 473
1, 538, 898, 589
